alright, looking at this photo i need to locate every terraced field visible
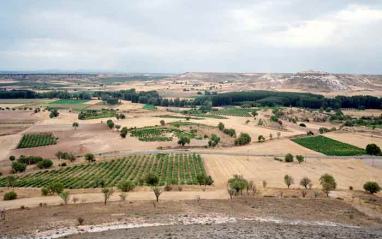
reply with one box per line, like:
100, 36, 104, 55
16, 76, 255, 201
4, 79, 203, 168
292, 136, 366, 156
0, 154, 208, 188
211, 108, 256, 117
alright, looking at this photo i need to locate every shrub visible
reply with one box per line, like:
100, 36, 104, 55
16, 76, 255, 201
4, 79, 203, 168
320, 173, 337, 197
307, 130, 314, 136
235, 133, 252, 145
153, 186, 162, 202
37, 159, 53, 169
160, 120, 165, 126
284, 174, 294, 189
366, 144, 381, 156
145, 172, 159, 186
41, 187, 49, 196
119, 192, 127, 201
257, 135, 265, 142
296, 155, 304, 164
284, 153, 294, 163
319, 127, 330, 134
9, 155, 15, 161
12, 162, 27, 173
177, 136, 190, 146
299, 123, 306, 127
77, 217, 84, 225
94, 177, 106, 188
4, 191, 17, 201
274, 157, 282, 162
120, 127, 128, 138
164, 184, 172, 191
208, 134, 221, 147
102, 188, 114, 204
300, 177, 311, 189
59, 191, 70, 204
218, 122, 225, 131
363, 182, 381, 194
117, 181, 135, 192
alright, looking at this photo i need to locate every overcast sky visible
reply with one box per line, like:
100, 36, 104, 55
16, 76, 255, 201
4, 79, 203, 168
1, 0, 382, 73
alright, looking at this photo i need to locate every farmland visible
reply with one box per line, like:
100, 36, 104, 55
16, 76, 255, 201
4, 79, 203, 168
143, 104, 155, 110
49, 99, 90, 104
78, 110, 115, 120
292, 136, 366, 156
0, 154, 208, 188
211, 108, 257, 117
129, 126, 201, 141
17, 133, 57, 148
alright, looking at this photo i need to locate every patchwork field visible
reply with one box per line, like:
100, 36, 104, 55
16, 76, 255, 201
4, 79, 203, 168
292, 136, 366, 156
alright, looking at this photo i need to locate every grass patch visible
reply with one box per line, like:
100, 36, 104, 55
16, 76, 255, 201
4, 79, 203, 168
0, 154, 209, 188
292, 136, 366, 156
143, 104, 156, 110
49, 99, 90, 104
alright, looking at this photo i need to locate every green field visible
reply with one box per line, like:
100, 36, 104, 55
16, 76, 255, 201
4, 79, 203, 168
129, 126, 202, 141
78, 110, 115, 120
154, 115, 203, 120
49, 99, 90, 104
17, 134, 57, 148
292, 136, 366, 156
211, 108, 257, 117
143, 104, 156, 110
0, 154, 209, 188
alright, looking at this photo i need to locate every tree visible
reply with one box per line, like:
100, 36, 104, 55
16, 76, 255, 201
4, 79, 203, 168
228, 175, 248, 196
153, 186, 162, 202
235, 133, 252, 145
366, 144, 381, 156
300, 177, 311, 189
59, 191, 70, 204
119, 113, 126, 119
285, 153, 294, 163
115, 125, 121, 131
102, 188, 114, 204
208, 134, 220, 147
258, 135, 265, 142
218, 122, 225, 131
85, 153, 95, 162
145, 172, 159, 186
269, 133, 273, 140
177, 137, 190, 146
284, 174, 294, 189
363, 182, 381, 194
9, 155, 15, 161
196, 174, 206, 186
107, 119, 114, 130
37, 159, 53, 169
319, 173, 337, 197
94, 177, 105, 188
160, 120, 165, 126
120, 127, 128, 138
277, 132, 281, 138
117, 181, 136, 192
72, 122, 79, 130
5, 176, 17, 188
12, 162, 27, 173
296, 155, 304, 164
307, 130, 314, 136
3, 191, 17, 201
55, 151, 63, 160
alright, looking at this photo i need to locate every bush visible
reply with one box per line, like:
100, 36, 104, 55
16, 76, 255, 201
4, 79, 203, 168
299, 123, 306, 127
41, 187, 49, 196
296, 155, 304, 164
366, 144, 381, 156
9, 155, 15, 161
37, 159, 53, 169
284, 153, 294, 163
257, 135, 265, 142
307, 130, 314, 136
12, 162, 27, 173
59, 191, 70, 204
117, 181, 135, 192
164, 184, 172, 191
218, 122, 225, 131
363, 182, 381, 194
177, 137, 190, 146
235, 133, 252, 145
4, 191, 17, 200
145, 172, 159, 186
85, 153, 95, 162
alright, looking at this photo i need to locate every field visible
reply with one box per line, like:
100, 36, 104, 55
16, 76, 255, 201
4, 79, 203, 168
78, 110, 115, 120
291, 136, 366, 156
49, 99, 90, 104
211, 108, 256, 117
130, 126, 201, 141
17, 133, 57, 148
143, 104, 155, 110
0, 154, 208, 188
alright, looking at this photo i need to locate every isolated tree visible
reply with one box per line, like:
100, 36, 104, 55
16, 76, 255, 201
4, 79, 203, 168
9, 155, 15, 161
72, 122, 79, 130
208, 134, 221, 147
117, 181, 135, 192
119, 113, 126, 119
319, 173, 337, 197
284, 153, 294, 163
300, 177, 311, 189
284, 174, 294, 189
363, 182, 381, 194
153, 186, 162, 202
48, 182, 64, 195
269, 133, 273, 140
258, 135, 265, 142
160, 120, 165, 126
59, 191, 70, 205
366, 144, 381, 156
228, 175, 248, 196
102, 188, 114, 204
177, 137, 190, 146
55, 151, 63, 160
218, 122, 225, 131
106, 119, 114, 130
120, 127, 128, 138
85, 153, 95, 162
296, 155, 304, 164
235, 133, 251, 145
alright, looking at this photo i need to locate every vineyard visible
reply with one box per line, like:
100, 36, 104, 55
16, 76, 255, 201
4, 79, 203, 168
17, 133, 57, 148
211, 108, 257, 117
292, 136, 366, 156
0, 154, 209, 188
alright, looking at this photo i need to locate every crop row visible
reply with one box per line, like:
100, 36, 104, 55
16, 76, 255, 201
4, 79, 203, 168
17, 134, 57, 149
211, 108, 256, 117
138, 137, 173, 142
0, 154, 208, 188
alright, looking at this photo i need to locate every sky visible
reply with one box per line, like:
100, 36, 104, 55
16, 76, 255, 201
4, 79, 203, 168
1, 0, 382, 74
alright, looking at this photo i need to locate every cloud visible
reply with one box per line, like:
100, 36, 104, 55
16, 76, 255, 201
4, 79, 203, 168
0, 1, 381, 73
